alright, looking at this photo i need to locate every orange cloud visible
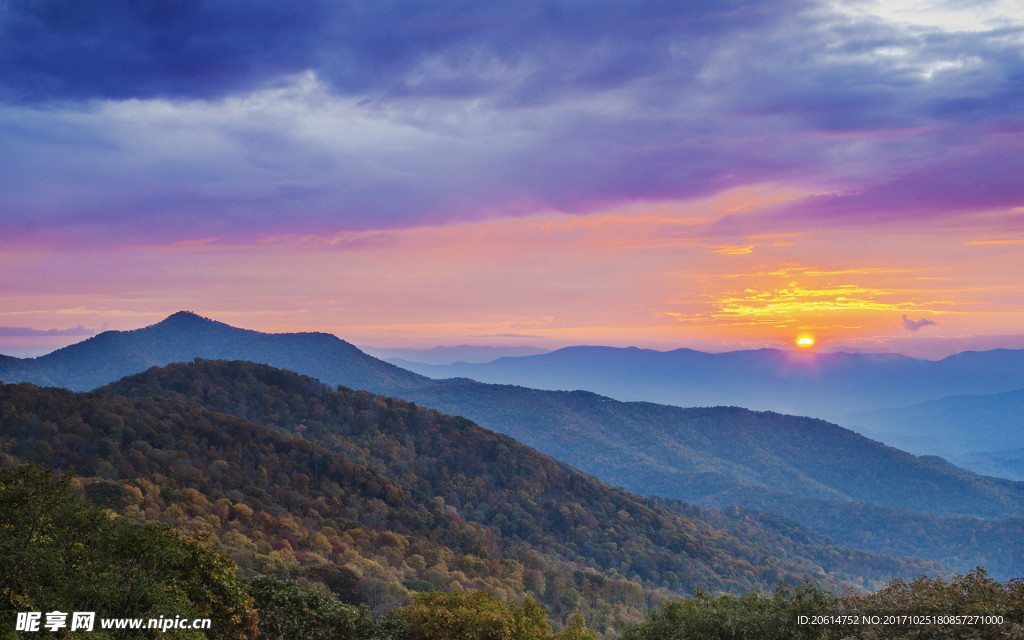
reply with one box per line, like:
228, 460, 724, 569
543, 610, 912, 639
5, 181, 1024, 354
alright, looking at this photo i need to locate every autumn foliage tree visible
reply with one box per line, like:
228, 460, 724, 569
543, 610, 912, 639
824, 568, 1024, 639
399, 590, 552, 640
553, 612, 601, 640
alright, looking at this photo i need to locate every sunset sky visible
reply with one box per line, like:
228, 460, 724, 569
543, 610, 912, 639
2, 0, 1023, 358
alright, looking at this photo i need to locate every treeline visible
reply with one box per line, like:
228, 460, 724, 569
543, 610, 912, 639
0, 464, 578, 640
4, 465, 1021, 640
619, 568, 1024, 640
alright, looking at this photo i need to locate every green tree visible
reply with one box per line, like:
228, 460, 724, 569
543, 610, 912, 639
400, 590, 552, 640
553, 612, 600, 640
247, 576, 386, 640
0, 465, 257, 639
824, 568, 1024, 639
620, 582, 836, 640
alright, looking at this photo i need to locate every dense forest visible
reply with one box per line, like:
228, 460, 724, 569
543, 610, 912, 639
0, 359, 948, 636
4, 466, 1022, 639
106, 357, 1024, 578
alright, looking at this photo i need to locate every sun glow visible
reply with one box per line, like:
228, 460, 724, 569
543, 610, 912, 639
795, 334, 816, 349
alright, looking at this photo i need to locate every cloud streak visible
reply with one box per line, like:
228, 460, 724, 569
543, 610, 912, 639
0, 325, 96, 337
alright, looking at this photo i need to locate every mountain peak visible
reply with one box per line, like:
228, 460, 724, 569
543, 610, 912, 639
0, 310, 427, 392
158, 310, 212, 325
147, 311, 231, 332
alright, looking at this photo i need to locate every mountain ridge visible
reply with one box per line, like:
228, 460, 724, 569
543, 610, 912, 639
845, 386, 1024, 478
3, 312, 1023, 578
391, 344, 1024, 420
361, 344, 550, 365
0, 311, 426, 392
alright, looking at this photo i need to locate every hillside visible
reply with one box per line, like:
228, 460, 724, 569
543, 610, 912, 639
0, 362, 941, 634
395, 381, 1024, 520
4, 313, 1022, 516
103, 359, 1024, 579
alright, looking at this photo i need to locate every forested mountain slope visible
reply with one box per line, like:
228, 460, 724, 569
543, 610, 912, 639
382, 380, 1024, 521
1, 361, 939, 633
4, 313, 1021, 520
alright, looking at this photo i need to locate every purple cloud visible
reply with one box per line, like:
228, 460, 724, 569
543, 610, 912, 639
0, 325, 95, 337
902, 315, 938, 332
1, 0, 1022, 246
0, 0, 809, 105
708, 138, 1024, 237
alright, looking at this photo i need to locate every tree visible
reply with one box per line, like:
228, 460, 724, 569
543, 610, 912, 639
553, 612, 600, 640
247, 576, 384, 640
0, 465, 257, 639
619, 582, 836, 640
304, 564, 366, 605
400, 590, 552, 640
824, 568, 1024, 639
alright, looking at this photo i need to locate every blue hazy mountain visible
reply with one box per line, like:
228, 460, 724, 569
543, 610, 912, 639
393, 345, 1024, 421
959, 447, 1024, 482
0, 311, 1019, 520
844, 387, 1024, 479
359, 344, 550, 365
0, 310, 425, 392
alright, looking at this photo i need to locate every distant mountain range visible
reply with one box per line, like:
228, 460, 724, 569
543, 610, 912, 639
844, 388, 1024, 480
359, 344, 550, 365
2, 312, 1023, 577
391, 344, 1024, 479
0, 311, 424, 392
391, 345, 1024, 421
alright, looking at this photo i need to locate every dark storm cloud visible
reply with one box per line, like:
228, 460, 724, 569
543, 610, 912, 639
0, 0, 807, 104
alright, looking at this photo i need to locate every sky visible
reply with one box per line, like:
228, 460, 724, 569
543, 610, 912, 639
2, 0, 1023, 358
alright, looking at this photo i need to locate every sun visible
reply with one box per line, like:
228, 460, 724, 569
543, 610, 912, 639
795, 334, 816, 349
